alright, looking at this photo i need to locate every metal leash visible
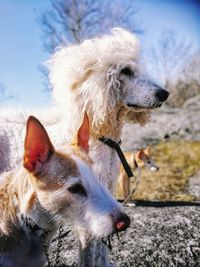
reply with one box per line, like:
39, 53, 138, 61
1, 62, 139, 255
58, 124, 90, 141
42, 234, 52, 267
21, 216, 70, 267
42, 225, 64, 267
55, 225, 64, 266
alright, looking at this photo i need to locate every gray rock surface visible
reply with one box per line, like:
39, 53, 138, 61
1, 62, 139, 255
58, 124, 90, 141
110, 205, 200, 267
50, 205, 200, 267
121, 106, 200, 151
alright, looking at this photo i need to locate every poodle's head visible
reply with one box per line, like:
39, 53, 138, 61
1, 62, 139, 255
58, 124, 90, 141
48, 28, 169, 137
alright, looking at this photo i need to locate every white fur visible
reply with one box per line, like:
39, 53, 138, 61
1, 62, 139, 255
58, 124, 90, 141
72, 157, 122, 238
46, 28, 167, 191
48, 28, 140, 128
0, 28, 168, 267
0, 28, 166, 187
0, 146, 128, 267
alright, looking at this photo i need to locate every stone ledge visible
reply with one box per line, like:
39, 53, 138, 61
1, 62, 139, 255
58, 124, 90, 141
50, 205, 200, 267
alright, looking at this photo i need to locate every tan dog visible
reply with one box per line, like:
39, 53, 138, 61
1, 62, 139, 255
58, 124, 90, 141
118, 147, 159, 201
0, 114, 129, 267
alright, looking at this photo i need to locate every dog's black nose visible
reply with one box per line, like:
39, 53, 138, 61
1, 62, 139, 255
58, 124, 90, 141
155, 89, 169, 102
115, 213, 130, 232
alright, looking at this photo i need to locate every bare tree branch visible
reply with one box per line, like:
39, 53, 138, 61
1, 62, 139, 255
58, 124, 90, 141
169, 50, 200, 107
0, 83, 15, 102
39, 0, 141, 53
146, 29, 193, 88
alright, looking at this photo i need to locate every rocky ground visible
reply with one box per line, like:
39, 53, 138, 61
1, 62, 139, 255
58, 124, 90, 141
50, 204, 200, 267
50, 99, 200, 267
121, 102, 200, 152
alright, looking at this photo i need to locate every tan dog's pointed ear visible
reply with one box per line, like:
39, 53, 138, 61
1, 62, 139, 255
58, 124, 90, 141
137, 149, 146, 161
23, 116, 55, 173
77, 112, 90, 152
144, 146, 151, 155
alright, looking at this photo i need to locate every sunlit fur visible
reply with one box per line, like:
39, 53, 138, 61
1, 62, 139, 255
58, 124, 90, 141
48, 28, 150, 140
0, 28, 167, 193
0, 28, 168, 267
48, 27, 168, 191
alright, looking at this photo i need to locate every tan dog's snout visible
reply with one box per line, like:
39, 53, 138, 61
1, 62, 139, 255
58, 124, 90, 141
150, 165, 159, 172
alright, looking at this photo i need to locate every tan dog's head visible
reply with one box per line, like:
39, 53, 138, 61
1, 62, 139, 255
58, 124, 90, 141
23, 114, 130, 238
135, 146, 159, 171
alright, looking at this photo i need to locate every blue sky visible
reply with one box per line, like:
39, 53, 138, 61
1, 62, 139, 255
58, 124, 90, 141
0, 0, 200, 108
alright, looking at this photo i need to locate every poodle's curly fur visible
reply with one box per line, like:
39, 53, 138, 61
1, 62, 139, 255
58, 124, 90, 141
0, 28, 168, 189
48, 28, 146, 140
47, 28, 168, 190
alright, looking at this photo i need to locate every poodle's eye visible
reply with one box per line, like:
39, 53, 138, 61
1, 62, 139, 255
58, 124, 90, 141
121, 67, 134, 77
68, 183, 87, 196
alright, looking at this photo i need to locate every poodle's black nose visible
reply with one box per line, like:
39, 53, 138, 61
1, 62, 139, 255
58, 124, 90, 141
155, 89, 169, 102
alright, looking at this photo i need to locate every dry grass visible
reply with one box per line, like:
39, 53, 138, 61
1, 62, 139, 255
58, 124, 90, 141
116, 140, 200, 201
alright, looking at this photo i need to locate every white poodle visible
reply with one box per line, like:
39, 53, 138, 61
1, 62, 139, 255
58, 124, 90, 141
47, 27, 169, 191
0, 28, 168, 266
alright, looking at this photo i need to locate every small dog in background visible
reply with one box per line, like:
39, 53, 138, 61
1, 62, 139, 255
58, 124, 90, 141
118, 146, 159, 201
0, 114, 130, 267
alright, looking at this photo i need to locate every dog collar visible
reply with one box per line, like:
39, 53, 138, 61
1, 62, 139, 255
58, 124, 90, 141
99, 137, 134, 178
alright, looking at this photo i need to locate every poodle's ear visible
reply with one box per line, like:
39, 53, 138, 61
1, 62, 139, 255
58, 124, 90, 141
106, 65, 120, 100
73, 112, 90, 152
24, 116, 55, 173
